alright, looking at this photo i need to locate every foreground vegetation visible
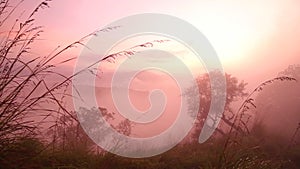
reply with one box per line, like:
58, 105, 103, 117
1, 125, 300, 169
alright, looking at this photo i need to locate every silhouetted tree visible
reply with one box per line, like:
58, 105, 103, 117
186, 72, 248, 141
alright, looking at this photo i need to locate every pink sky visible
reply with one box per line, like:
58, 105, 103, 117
13, 0, 298, 90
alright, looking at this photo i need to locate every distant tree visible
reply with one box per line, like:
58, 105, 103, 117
278, 64, 300, 79
186, 71, 248, 141
48, 106, 132, 155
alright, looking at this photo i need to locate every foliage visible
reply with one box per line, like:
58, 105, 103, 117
185, 72, 248, 140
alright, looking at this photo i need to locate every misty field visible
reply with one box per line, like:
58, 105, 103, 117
1, 1, 300, 169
